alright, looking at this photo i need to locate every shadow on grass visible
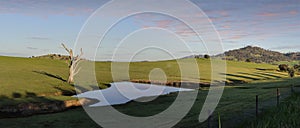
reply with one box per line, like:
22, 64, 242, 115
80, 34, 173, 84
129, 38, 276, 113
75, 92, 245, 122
255, 72, 282, 79
53, 87, 76, 96
237, 72, 271, 80
255, 68, 276, 71
221, 73, 260, 81
33, 70, 66, 82
226, 78, 247, 85
0, 92, 68, 118
32, 70, 99, 94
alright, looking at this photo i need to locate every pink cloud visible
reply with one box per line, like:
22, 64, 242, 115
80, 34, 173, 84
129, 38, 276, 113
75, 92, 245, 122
258, 12, 278, 17
155, 20, 173, 28
289, 10, 298, 15
222, 25, 230, 29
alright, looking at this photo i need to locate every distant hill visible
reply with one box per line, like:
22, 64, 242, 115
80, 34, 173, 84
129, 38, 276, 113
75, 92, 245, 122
182, 46, 299, 63
285, 52, 300, 60
181, 55, 204, 59
221, 46, 291, 63
32, 54, 69, 60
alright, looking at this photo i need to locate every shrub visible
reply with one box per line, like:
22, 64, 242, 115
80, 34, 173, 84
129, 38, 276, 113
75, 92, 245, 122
204, 54, 210, 59
278, 64, 289, 72
288, 68, 295, 78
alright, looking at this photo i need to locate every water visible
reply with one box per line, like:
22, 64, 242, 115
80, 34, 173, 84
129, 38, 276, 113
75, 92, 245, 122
74, 82, 194, 107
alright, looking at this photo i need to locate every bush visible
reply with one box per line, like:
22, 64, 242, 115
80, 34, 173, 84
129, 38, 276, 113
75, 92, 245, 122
278, 64, 289, 72
288, 68, 295, 78
204, 54, 210, 59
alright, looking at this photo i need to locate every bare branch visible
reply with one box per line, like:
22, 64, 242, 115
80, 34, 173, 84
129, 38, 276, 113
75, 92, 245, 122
73, 59, 82, 69
61, 43, 83, 83
69, 49, 73, 59
78, 48, 83, 59
62, 43, 74, 59
61, 43, 70, 53
73, 67, 82, 76
74, 48, 83, 65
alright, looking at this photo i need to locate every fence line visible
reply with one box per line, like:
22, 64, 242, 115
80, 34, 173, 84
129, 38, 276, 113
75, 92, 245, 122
206, 85, 300, 128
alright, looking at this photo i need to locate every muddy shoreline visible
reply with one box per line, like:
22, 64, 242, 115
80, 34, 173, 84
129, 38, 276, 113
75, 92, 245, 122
0, 98, 97, 118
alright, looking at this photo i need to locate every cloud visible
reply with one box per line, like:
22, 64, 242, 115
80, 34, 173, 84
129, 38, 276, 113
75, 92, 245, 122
257, 10, 298, 18
271, 45, 300, 50
0, 51, 28, 57
0, 0, 108, 16
258, 12, 278, 17
155, 20, 173, 28
26, 46, 38, 50
289, 10, 298, 15
27, 36, 51, 40
222, 25, 230, 29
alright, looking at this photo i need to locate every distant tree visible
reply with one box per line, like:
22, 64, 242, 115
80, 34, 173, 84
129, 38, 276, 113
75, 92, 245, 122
61, 43, 83, 83
194, 55, 200, 59
278, 64, 289, 72
288, 68, 295, 78
245, 59, 251, 62
204, 54, 210, 59
294, 64, 300, 71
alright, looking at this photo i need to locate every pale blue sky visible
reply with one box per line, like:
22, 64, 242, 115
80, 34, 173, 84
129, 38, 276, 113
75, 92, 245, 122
0, 0, 299, 60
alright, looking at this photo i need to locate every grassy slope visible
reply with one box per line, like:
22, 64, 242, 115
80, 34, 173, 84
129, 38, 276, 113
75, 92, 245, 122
0, 56, 70, 96
1, 78, 299, 128
0, 56, 76, 105
0, 56, 298, 127
96, 58, 286, 85
241, 92, 300, 128
0, 56, 287, 104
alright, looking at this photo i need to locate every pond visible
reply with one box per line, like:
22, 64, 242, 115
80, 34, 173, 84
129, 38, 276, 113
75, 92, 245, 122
74, 82, 195, 107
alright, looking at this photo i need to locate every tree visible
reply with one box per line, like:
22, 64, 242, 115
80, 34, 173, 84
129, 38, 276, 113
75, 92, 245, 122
294, 64, 300, 72
278, 64, 289, 72
288, 68, 295, 78
61, 43, 83, 83
204, 54, 210, 59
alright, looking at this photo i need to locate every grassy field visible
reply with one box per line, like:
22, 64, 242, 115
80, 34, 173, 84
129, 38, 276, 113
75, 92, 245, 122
1, 78, 299, 127
0, 56, 76, 106
241, 92, 300, 128
0, 55, 298, 127
273, 60, 299, 66
0, 55, 288, 105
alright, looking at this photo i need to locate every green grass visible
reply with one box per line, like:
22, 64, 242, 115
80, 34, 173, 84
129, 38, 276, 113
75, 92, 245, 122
0, 56, 298, 127
0, 56, 289, 105
273, 60, 300, 66
0, 108, 100, 128
241, 92, 300, 128
1, 78, 299, 127
95, 58, 285, 84
0, 56, 73, 96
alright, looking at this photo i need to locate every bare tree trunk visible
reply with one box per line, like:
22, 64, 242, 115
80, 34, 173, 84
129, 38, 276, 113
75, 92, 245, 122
61, 43, 83, 84
68, 65, 74, 83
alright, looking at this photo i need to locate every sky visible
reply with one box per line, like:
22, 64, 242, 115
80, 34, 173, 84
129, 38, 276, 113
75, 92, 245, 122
0, 0, 299, 61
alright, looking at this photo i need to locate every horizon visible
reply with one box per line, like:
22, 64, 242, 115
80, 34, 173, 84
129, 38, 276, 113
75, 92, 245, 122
0, 0, 299, 61
1, 44, 298, 63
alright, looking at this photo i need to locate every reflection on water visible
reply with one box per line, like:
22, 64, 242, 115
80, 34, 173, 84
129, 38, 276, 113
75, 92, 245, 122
74, 82, 194, 107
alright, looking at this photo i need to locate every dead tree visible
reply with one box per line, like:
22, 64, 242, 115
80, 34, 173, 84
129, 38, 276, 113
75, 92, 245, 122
61, 43, 83, 83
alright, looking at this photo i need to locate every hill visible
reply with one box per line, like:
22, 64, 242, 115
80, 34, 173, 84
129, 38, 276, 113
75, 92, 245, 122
31, 54, 69, 60
0, 55, 299, 127
285, 52, 300, 60
220, 46, 296, 63
0, 55, 289, 105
